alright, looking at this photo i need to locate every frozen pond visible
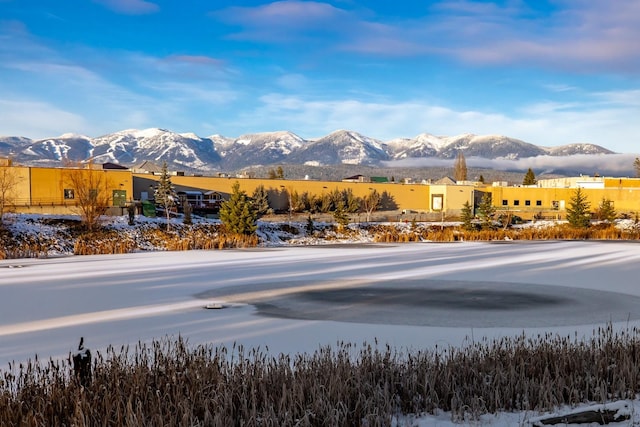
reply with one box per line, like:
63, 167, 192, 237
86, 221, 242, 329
2, 240, 640, 368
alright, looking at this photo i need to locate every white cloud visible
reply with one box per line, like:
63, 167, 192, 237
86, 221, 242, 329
0, 99, 87, 138
247, 93, 640, 154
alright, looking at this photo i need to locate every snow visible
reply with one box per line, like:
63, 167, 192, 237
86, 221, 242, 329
3, 216, 640, 424
132, 128, 168, 139
58, 132, 89, 140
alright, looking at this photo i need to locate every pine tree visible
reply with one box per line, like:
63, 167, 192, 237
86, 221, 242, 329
332, 200, 349, 229
306, 214, 314, 234
596, 197, 616, 223
478, 175, 485, 184
453, 151, 467, 182
523, 168, 536, 185
476, 193, 495, 229
566, 187, 591, 228
219, 181, 257, 235
459, 201, 475, 231
154, 162, 176, 229
251, 185, 271, 217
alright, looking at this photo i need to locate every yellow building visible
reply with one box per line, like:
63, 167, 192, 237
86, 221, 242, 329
0, 163, 133, 215
133, 173, 433, 218
3, 158, 640, 222
488, 178, 640, 220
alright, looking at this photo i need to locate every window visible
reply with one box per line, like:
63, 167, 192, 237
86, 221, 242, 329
513, 200, 520, 206
431, 194, 444, 211
502, 200, 508, 206
64, 189, 75, 200
525, 200, 531, 206
536, 200, 542, 206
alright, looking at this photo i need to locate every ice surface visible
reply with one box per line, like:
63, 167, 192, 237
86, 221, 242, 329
2, 241, 640, 425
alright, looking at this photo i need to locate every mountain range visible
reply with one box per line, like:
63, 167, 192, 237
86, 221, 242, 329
0, 128, 615, 173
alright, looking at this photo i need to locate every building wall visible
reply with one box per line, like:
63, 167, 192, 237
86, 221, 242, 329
428, 184, 478, 217
488, 186, 640, 220
604, 177, 640, 189
4, 166, 133, 215
1, 166, 31, 207
134, 174, 432, 212
4, 164, 639, 220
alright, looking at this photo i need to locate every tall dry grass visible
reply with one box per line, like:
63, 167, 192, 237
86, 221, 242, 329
371, 223, 640, 243
2, 326, 640, 425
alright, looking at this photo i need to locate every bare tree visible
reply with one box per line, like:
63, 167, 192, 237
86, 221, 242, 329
64, 160, 111, 231
361, 189, 381, 222
0, 167, 18, 224
453, 150, 467, 182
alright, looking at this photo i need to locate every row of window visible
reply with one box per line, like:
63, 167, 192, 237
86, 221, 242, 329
502, 199, 542, 207
502, 200, 562, 209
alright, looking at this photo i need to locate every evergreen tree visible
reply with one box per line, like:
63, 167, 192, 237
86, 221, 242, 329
566, 187, 591, 228
154, 162, 177, 228
332, 200, 349, 229
596, 197, 616, 223
476, 193, 495, 229
319, 193, 332, 213
341, 188, 361, 213
251, 185, 271, 217
453, 151, 467, 182
523, 168, 536, 185
478, 175, 485, 184
306, 214, 314, 234
219, 181, 257, 235
289, 189, 306, 213
634, 158, 640, 178
459, 201, 475, 231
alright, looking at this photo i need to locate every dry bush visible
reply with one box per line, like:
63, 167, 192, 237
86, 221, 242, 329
74, 231, 137, 255
3, 327, 640, 425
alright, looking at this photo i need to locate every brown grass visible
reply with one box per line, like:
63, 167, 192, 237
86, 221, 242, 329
369, 223, 640, 243
3, 220, 639, 259
2, 326, 640, 425
74, 230, 137, 255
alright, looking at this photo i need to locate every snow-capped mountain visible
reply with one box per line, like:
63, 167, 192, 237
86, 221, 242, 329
546, 143, 614, 156
217, 131, 304, 169
0, 128, 615, 171
90, 128, 221, 170
386, 133, 449, 159
287, 130, 389, 166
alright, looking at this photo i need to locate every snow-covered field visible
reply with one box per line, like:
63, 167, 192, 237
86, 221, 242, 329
3, 239, 640, 425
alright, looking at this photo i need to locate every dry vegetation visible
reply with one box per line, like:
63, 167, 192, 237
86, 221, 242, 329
0, 220, 260, 259
2, 326, 640, 425
369, 223, 640, 243
2, 215, 640, 260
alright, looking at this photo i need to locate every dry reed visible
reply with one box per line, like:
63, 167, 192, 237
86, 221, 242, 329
2, 326, 640, 425
370, 223, 640, 243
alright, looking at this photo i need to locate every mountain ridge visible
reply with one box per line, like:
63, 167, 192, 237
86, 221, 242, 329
0, 128, 615, 172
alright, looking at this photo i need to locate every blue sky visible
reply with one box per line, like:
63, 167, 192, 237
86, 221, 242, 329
0, 0, 639, 153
